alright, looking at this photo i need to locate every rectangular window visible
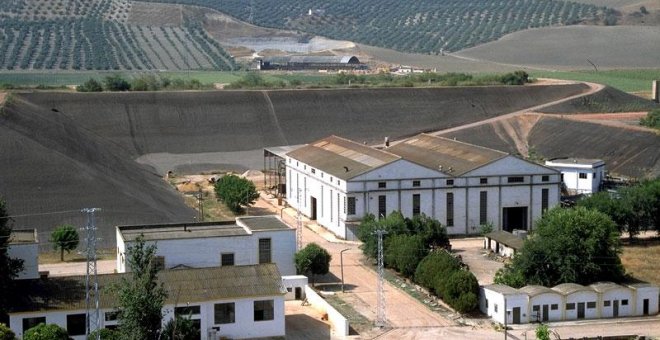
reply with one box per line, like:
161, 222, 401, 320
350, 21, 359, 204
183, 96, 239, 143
551, 304, 558, 310
330, 189, 333, 222
507, 176, 524, 183
175, 306, 201, 316
494, 304, 498, 312
347, 197, 356, 215
214, 303, 235, 324
486, 299, 489, 308
412, 180, 421, 187
566, 303, 575, 310
254, 300, 274, 321
153, 256, 165, 270
378, 195, 386, 219
604, 300, 611, 307
480, 177, 488, 184
258, 238, 271, 263
532, 305, 540, 312
412, 194, 421, 216
542, 175, 549, 182
446, 179, 454, 186
23, 317, 46, 333
542, 188, 549, 214
288, 170, 292, 197
579, 172, 588, 179
221, 253, 235, 266
378, 181, 386, 188
67, 314, 86, 336
337, 193, 340, 226
479, 191, 488, 225
446, 193, 454, 227
104, 312, 119, 322
311, 168, 315, 174
622, 299, 629, 306
587, 302, 596, 309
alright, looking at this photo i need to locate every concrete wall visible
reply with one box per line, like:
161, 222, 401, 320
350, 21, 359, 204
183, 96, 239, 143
304, 286, 349, 336
600, 288, 633, 318
282, 275, 308, 300
631, 286, 660, 316
117, 230, 296, 276
547, 163, 605, 194
480, 288, 529, 324
8, 242, 39, 280
564, 291, 599, 320
528, 293, 563, 322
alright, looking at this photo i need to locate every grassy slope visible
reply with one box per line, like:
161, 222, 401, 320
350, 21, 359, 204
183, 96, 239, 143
531, 69, 660, 93
621, 238, 660, 285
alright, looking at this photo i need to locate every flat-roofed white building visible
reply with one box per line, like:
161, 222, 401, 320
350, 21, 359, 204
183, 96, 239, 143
7, 229, 39, 280
480, 284, 529, 324
116, 216, 295, 276
519, 285, 563, 322
627, 283, 660, 316
590, 282, 634, 318
286, 134, 560, 239
7, 264, 286, 340
545, 158, 605, 194
552, 283, 599, 320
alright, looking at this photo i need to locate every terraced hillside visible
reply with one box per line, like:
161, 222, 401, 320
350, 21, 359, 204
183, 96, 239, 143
0, 84, 587, 246
145, 0, 603, 53
0, 0, 235, 70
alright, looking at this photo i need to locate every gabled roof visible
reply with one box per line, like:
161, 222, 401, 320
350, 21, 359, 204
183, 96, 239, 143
589, 282, 626, 293
483, 284, 524, 296
386, 134, 508, 176
286, 135, 400, 180
552, 283, 593, 295
485, 230, 524, 250
9, 264, 285, 313
519, 285, 558, 297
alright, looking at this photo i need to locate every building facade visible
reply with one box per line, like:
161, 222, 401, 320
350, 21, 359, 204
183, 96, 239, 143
7, 229, 39, 280
545, 158, 605, 194
286, 134, 561, 239
116, 216, 296, 276
8, 264, 286, 340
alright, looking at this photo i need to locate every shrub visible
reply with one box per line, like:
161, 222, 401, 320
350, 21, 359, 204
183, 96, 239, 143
414, 251, 461, 293
384, 234, 427, 278
103, 75, 131, 91
640, 109, 660, 130
23, 324, 68, 340
213, 174, 259, 214
295, 243, 332, 285
88, 328, 120, 340
439, 270, 479, 312
77, 78, 103, 92
0, 323, 15, 340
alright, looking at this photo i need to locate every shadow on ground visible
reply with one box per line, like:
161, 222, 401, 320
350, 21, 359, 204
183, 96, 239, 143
285, 313, 331, 340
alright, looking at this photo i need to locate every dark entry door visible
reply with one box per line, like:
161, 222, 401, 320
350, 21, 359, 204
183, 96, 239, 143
542, 305, 549, 321
643, 299, 649, 315
613, 300, 619, 317
310, 197, 317, 220
502, 207, 528, 232
512, 307, 521, 324
577, 302, 585, 319
295, 287, 302, 300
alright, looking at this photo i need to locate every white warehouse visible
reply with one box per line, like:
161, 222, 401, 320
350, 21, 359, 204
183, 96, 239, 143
116, 215, 296, 276
545, 158, 605, 194
286, 134, 561, 239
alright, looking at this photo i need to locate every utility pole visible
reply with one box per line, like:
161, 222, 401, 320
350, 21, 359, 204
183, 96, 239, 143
82, 208, 101, 340
197, 188, 204, 222
296, 188, 303, 251
340, 248, 350, 293
374, 229, 388, 327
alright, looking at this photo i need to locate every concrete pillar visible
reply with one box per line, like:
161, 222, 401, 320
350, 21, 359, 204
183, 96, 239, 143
653, 80, 659, 103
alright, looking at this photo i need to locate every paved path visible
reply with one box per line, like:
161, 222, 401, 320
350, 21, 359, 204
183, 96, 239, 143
451, 238, 503, 285
40, 259, 115, 277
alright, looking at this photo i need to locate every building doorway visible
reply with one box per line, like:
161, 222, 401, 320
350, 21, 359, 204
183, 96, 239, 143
542, 305, 549, 322
502, 207, 528, 232
613, 300, 619, 317
512, 307, 521, 324
577, 302, 585, 319
310, 196, 317, 220
295, 287, 302, 300
643, 299, 649, 315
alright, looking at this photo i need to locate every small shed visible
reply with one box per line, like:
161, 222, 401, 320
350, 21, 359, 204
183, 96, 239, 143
590, 282, 633, 318
480, 284, 529, 324
552, 283, 599, 320
281, 275, 308, 301
519, 285, 563, 322
484, 230, 524, 257
627, 283, 660, 316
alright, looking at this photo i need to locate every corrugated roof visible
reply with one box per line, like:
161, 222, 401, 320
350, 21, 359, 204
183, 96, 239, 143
237, 216, 292, 231
287, 136, 400, 180
589, 282, 625, 293
552, 283, 593, 295
264, 145, 305, 158
9, 229, 38, 244
387, 134, 507, 176
483, 284, 523, 295
519, 285, 557, 297
9, 264, 285, 313
485, 230, 524, 250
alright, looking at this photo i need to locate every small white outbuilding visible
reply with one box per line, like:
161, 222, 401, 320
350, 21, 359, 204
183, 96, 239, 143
552, 283, 599, 320
627, 283, 660, 316
480, 284, 529, 324
545, 158, 605, 194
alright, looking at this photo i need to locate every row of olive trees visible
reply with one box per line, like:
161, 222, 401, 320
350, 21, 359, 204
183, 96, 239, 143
77, 74, 212, 92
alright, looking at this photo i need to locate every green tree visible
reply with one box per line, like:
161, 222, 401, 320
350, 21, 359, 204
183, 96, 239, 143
494, 207, 625, 287
414, 251, 461, 294
115, 235, 167, 340
23, 323, 68, 340
438, 270, 479, 313
0, 197, 24, 317
77, 78, 103, 92
51, 224, 79, 261
213, 174, 259, 214
88, 328, 120, 340
161, 314, 199, 340
294, 243, 331, 286
385, 234, 427, 278
0, 323, 15, 340
103, 75, 131, 91
536, 324, 551, 340
407, 214, 450, 250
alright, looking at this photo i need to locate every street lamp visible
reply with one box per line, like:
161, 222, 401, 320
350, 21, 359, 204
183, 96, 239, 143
340, 248, 351, 293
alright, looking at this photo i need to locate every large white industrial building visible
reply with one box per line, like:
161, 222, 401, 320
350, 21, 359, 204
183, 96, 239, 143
286, 134, 561, 239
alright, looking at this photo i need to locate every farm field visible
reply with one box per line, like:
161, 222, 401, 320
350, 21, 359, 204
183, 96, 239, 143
530, 69, 660, 93
621, 238, 660, 286
456, 25, 660, 71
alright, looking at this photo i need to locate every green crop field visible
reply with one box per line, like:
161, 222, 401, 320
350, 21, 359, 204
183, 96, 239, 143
144, 0, 603, 54
530, 69, 660, 92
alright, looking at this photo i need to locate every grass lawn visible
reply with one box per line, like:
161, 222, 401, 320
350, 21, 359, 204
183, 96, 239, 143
621, 237, 660, 285
529, 69, 660, 93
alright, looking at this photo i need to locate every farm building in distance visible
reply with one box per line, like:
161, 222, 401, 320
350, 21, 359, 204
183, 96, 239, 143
285, 134, 561, 239
545, 158, 605, 194
256, 55, 364, 70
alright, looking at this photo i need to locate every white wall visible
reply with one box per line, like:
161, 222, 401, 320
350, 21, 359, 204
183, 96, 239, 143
631, 287, 660, 316
8, 243, 39, 280
118, 230, 295, 276
10, 309, 91, 340
546, 162, 605, 194
480, 288, 529, 324
528, 293, 563, 322
304, 286, 349, 336
599, 288, 633, 318
282, 275, 308, 300
564, 291, 599, 320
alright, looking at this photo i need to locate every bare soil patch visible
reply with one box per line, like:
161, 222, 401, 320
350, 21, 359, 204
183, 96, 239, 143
128, 2, 183, 26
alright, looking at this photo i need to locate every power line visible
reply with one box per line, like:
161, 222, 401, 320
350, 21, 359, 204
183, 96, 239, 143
374, 228, 388, 328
